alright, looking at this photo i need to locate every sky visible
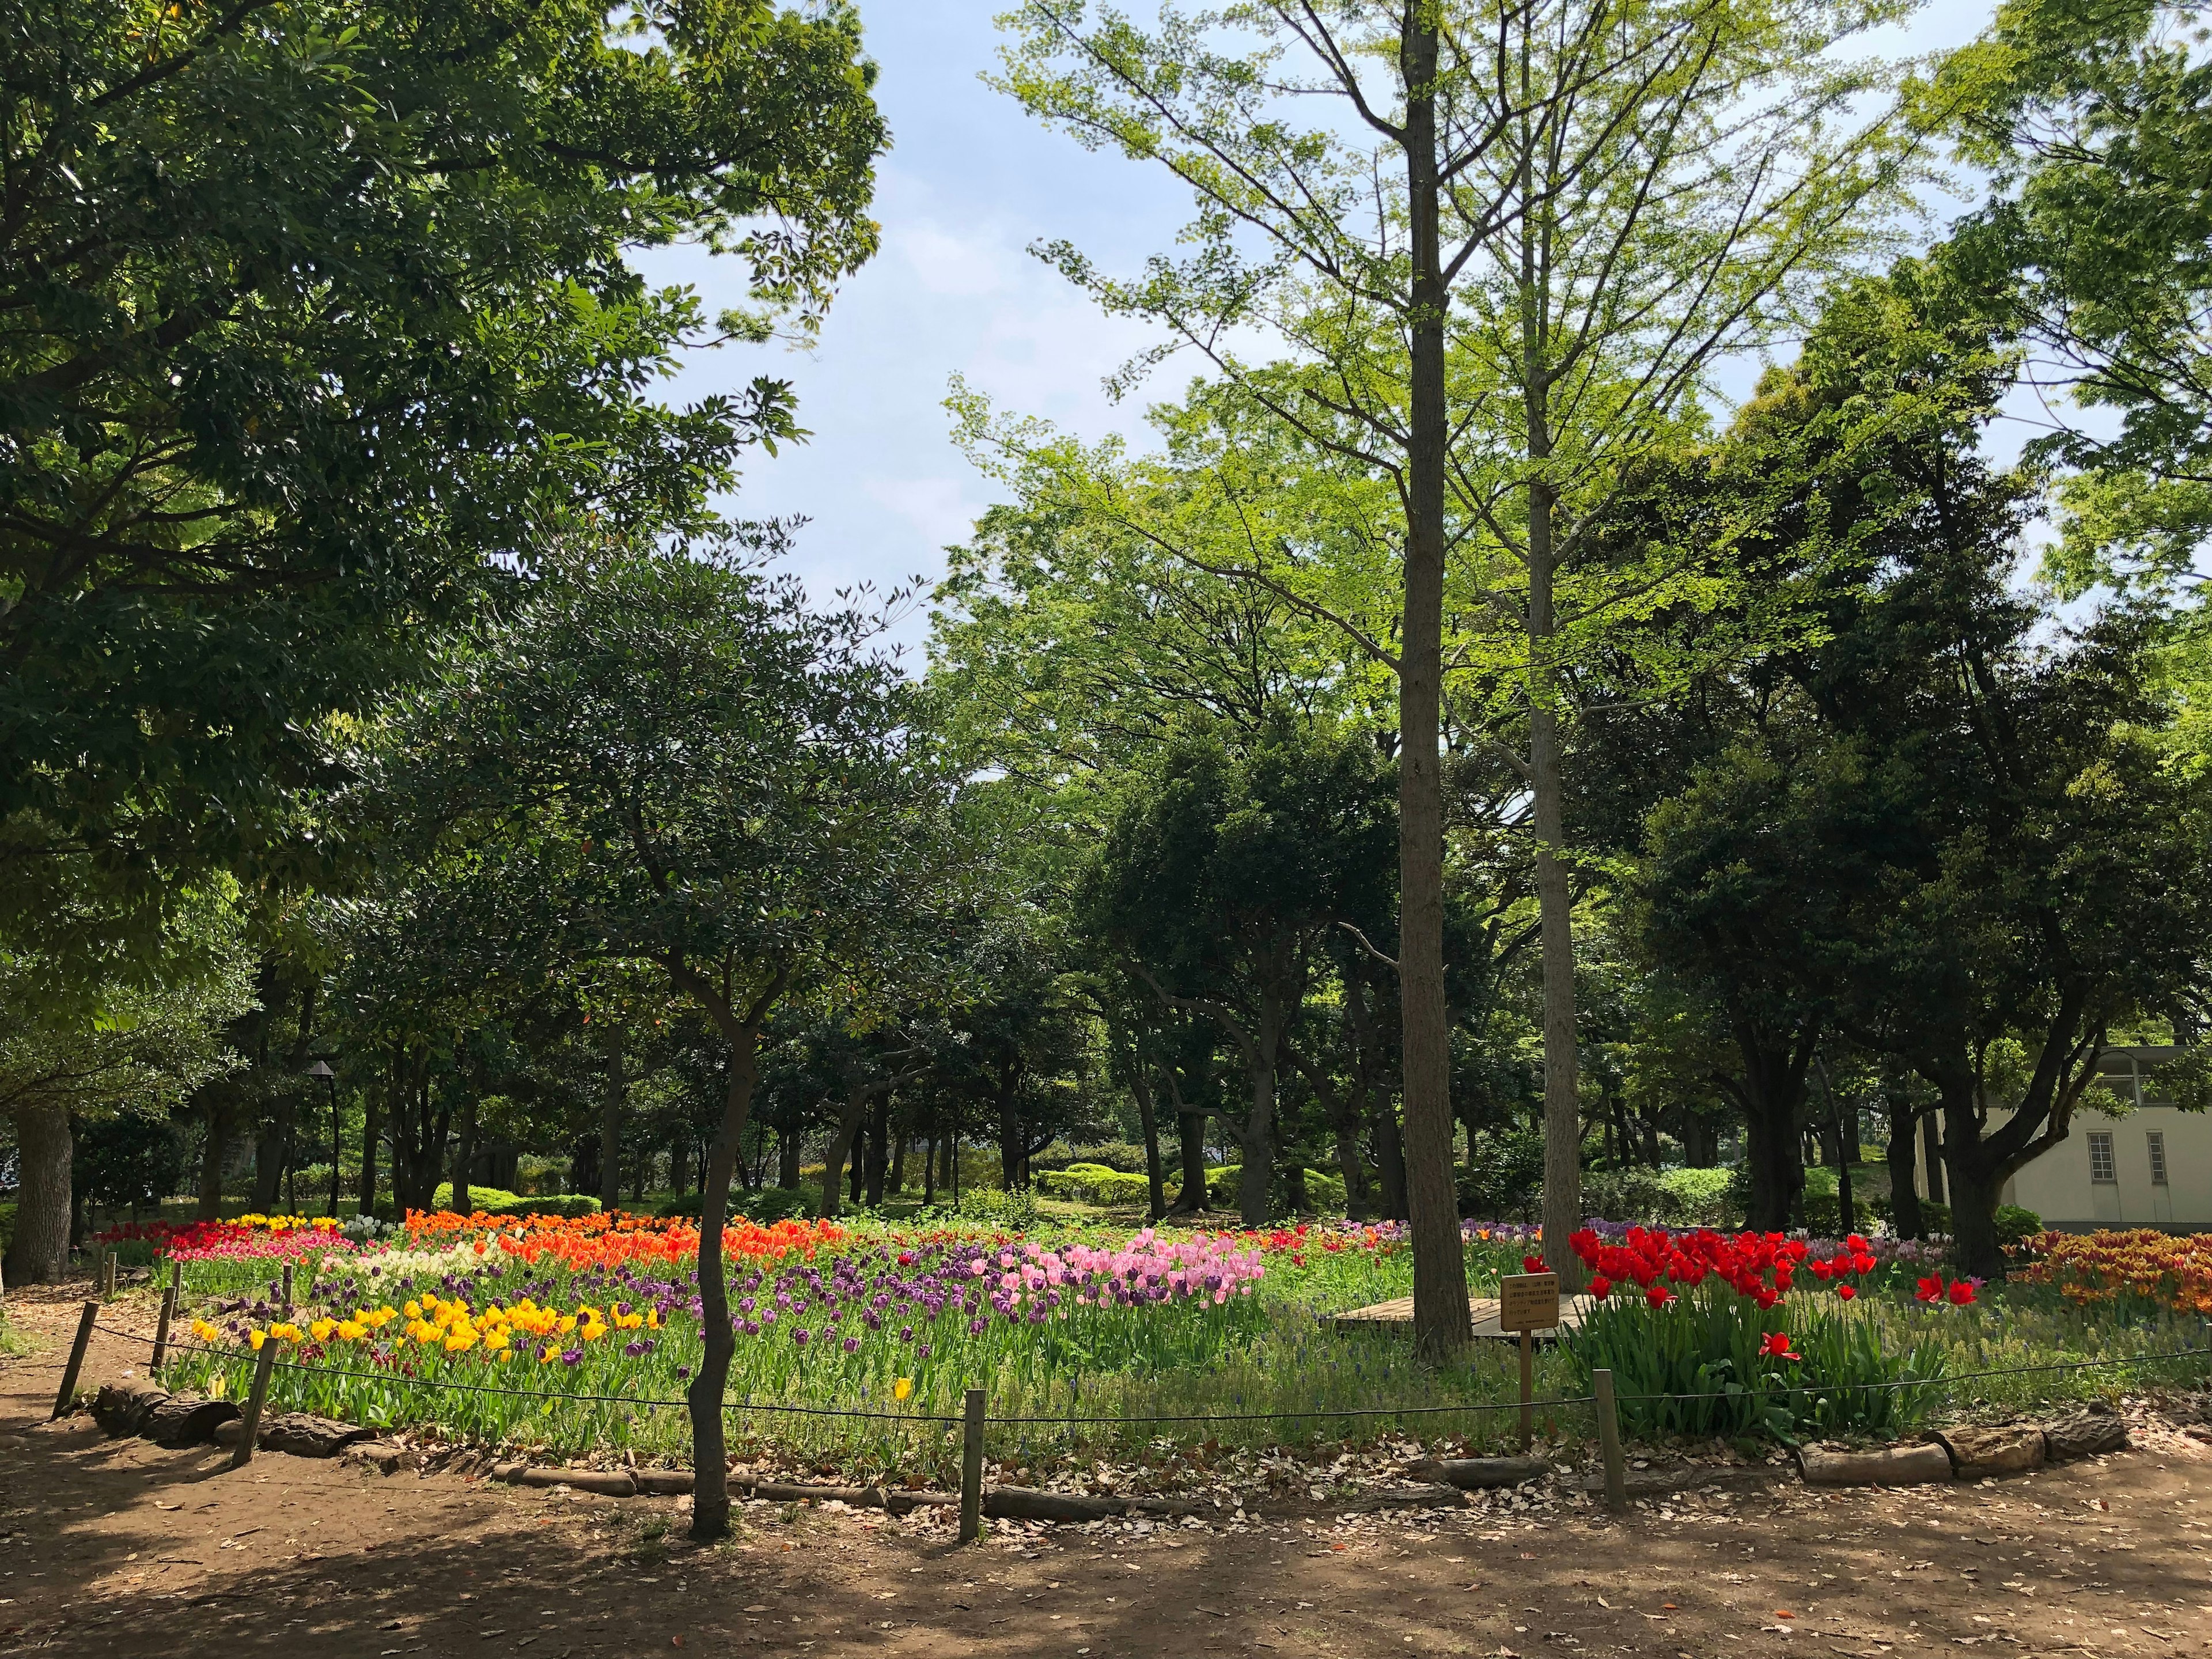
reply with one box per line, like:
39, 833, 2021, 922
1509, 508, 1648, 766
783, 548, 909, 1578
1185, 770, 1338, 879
638, 1, 2004, 647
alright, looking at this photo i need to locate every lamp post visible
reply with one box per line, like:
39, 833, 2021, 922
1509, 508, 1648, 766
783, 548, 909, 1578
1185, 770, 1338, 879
309, 1060, 338, 1218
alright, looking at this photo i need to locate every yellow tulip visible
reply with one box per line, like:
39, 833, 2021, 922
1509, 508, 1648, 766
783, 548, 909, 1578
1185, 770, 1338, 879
893, 1377, 914, 1402
248, 1330, 267, 1351
404, 1300, 422, 1320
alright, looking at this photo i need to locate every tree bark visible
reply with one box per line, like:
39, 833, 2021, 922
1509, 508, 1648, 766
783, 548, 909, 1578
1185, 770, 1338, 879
1884, 1090, 1924, 1240
818, 1085, 877, 1219
194, 1088, 236, 1221
1127, 1058, 1168, 1221
889, 1128, 906, 1198
1722, 1014, 1821, 1230
452, 1096, 477, 1215
3, 1105, 71, 1283
686, 997, 777, 1540
1394, 4, 1472, 1357
600, 1030, 624, 1214
1921, 1112, 1946, 1207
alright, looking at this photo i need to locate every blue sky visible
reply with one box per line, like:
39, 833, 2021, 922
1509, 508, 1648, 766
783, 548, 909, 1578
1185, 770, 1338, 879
639, 1, 2002, 645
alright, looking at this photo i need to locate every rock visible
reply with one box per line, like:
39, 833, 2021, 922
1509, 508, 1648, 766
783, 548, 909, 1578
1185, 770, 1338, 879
1407, 1456, 1552, 1490
1937, 1424, 2047, 1478
2043, 1402, 2129, 1461
1797, 1442, 1954, 1487
92, 1382, 168, 1437
141, 1392, 242, 1446
345, 1441, 408, 1474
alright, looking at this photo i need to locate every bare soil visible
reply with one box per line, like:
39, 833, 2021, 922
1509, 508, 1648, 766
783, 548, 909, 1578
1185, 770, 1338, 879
5, 1275, 2210, 1659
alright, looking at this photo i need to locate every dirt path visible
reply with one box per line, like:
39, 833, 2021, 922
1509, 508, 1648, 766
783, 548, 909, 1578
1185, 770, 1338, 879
4, 1277, 2209, 1659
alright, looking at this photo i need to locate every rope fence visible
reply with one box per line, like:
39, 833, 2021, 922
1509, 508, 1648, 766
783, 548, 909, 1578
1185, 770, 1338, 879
20, 1300, 2212, 1540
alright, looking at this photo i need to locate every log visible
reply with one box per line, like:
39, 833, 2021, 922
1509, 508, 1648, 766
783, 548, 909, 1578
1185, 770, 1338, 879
2043, 1402, 2129, 1462
512, 1467, 637, 1496
983, 1487, 1138, 1523
92, 1382, 169, 1438
1936, 1424, 2046, 1478
635, 1469, 695, 1497
1339, 1484, 1472, 1512
141, 1392, 243, 1446
213, 1412, 377, 1457
1406, 1456, 1552, 1490
1797, 1442, 1953, 1487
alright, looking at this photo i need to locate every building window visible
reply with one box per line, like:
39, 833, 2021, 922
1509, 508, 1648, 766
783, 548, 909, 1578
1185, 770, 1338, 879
2088, 1131, 2117, 1184
2148, 1131, 2169, 1187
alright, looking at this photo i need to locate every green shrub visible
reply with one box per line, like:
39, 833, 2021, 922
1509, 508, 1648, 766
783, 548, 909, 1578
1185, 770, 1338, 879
1038, 1165, 1155, 1205
1202, 1164, 1347, 1215
1994, 1205, 2042, 1249
0, 1202, 15, 1255
431, 1183, 522, 1213
483, 1194, 601, 1219
1456, 1130, 1546, 1219
1656, 1168, 1735, 1225
656, 1188, 806, 1223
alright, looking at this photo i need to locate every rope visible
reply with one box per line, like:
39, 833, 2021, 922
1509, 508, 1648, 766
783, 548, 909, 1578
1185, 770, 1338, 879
90, 1323, 961, 1423
991, 1395, 1597, 1426
1614, 1344, 2212, 1404
93, 1317, 2212, 1431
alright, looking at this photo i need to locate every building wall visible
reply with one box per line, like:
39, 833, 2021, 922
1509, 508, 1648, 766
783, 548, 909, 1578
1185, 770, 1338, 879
2002, 1107, 2206, 1229
1936, 1048, 2207, 1230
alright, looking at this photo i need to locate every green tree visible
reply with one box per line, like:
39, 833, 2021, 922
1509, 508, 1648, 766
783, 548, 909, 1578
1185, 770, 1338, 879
992, 0, 1911, 1339
395, 539, 942, 1537
1085, 717, 1396, 1224
1, 0, 885, 951
2, 883, 252, 1281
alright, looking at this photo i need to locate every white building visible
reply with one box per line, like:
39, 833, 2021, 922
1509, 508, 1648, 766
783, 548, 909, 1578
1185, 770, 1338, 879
1917, 1046, 2206, 1230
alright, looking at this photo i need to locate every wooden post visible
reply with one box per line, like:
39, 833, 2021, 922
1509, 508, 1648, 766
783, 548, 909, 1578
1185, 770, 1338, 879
232, 1338, 279, 1468
151, 1258, 182, 1373
101, 1250, 118, 1300
53, 1300, 98, 1419
959, 1387, 986, 1545
1518, 1328, 1535, 1453
1594, 1369, 1627, 1513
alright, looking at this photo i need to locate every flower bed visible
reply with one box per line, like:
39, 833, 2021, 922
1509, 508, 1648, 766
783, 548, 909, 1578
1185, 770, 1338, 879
2014, 1229, 2212, 1313
144, 1209, 2210, 1478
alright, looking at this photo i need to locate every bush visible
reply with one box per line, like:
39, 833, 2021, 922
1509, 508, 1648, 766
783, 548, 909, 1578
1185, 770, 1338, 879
0, 1202, 15, 1255
1994, 1205, 2042, 1250
1656, 1167, 1735, 1225
430, 1182, 522, 1213
1203, 1164, 1348, 1215
1457, 1129, 1546, 1219
654, 1188, 806, 1222
1038, 1164, 1155, 1206
483, 1194, 600, 1219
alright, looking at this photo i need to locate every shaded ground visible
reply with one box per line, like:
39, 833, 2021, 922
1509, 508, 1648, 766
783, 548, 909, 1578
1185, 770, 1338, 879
4, 1275, 2209, 1659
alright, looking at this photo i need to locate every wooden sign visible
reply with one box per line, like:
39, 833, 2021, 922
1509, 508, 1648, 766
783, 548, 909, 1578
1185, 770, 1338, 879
1498, 1271, 1560, 1332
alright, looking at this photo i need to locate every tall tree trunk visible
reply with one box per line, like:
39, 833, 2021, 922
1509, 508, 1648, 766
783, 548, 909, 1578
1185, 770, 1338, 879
1374, 1098, 1410, 1221
672, 1139, 688, 1198
1128, 1061, 1168, 1221
3, 1105, 71, 1283
818, 1088, 873, 1219
995, 1067, 1025, 1190
1884, 1092, 1924, 1241
453, 1097, 477, 1215
889, 1129, 906, 1198
252, 1104, 289, 1211
1172, 1110, 1209, 1213
687, 1009, 772, 1539
1726, 1014, 1820, 1230
1395, 7, 1472, 1355
1921, 1112, 1946, 1207
600, 1031, 624, 1214
195, 1088, 236, 1220
778, 1126, 801, 1188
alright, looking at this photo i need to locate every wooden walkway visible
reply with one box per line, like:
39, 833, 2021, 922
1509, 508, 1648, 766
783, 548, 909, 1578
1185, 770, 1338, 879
1331, 1293, 1599, 1340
